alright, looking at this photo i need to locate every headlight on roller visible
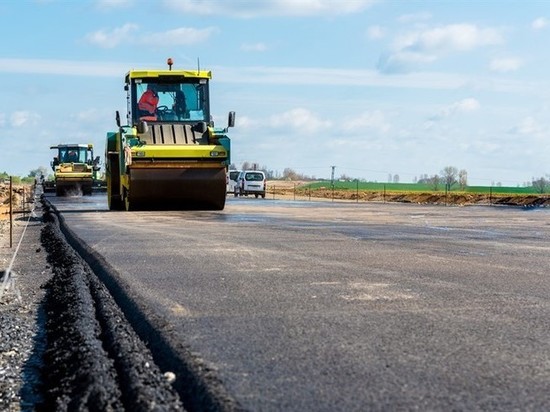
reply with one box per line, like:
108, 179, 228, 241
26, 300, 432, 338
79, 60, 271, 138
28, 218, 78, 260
210, 151, 226, 157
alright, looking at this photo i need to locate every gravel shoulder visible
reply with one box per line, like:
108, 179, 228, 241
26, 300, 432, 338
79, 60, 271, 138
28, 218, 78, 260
0, 196, 50, 411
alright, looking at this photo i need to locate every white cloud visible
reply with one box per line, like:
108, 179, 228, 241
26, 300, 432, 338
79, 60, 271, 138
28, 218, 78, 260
95, 0, 133, 10
269, 108, 331, 134
379, 24, 503, 73
85, 25, 216, 48
489, 57, 522, 73
10, 111, 41, 128
532, 17, 548, 30
367, 26, 385, 40
163, 0, 377, 17
431, 98, 480, 121
85, 23, 138, 48
510, 116, 547, 140
0, 58, 127, 77
344, 110, 390, 134
394, 24, 503, 53
397, 12, 432, 24
377, 51, 437, 73
241, 43, 268, 52
141, 27, 217, 46
233, 115, 256, 130
73, 109, 106, 124
452, 98, 480, 112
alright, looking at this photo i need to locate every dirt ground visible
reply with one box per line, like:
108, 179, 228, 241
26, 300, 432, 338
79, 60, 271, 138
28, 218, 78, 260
0, 183, 32, 217
266, 181, 550, 207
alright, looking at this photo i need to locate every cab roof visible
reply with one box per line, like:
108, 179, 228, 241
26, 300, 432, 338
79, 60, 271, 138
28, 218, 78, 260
50, 144, 93, 149
127, 69, 212, 80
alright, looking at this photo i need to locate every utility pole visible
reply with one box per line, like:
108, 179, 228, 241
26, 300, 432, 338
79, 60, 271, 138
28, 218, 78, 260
330, 166, 336, 202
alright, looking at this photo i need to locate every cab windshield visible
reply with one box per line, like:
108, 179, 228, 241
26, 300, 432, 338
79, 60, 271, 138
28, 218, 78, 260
133, 79, 209, 123
59, 147, 88, 163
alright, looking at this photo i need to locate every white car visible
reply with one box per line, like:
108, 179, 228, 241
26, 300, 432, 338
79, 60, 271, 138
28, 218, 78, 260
227, 170, 241, 193
234, 170, 266, 198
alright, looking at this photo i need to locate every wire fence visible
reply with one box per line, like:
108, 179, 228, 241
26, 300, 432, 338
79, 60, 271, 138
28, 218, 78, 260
264, 183, 550, 207
0, 178, 37, 303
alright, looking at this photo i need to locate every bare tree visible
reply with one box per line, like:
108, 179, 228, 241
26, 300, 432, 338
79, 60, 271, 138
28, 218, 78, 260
532, 176, 549, 194
282, 168, 299, 180
441, 166, 458, 191
240, 161, 252, 171
393, 174, 400, 183
428, 174, 440, 191
458, 169, 468, 190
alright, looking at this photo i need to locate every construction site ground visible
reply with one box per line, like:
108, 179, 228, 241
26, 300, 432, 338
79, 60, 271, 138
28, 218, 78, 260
0, 181, 549, 410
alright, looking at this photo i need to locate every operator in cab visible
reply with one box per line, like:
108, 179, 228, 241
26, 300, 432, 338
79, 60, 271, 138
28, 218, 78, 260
138, 84, 159, 121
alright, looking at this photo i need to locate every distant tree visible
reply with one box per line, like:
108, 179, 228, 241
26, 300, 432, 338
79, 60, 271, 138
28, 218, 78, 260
29, 166, 49, 179
417, 174, 430, 184
393, 174, 399, 183
428, 174, 440, 191
388, 173, 392, 183
532, 176, 549, 194
441, 166, 458, 191
458, 169, 468, 190
282, 168, 299, 180
262, 169, 275, 179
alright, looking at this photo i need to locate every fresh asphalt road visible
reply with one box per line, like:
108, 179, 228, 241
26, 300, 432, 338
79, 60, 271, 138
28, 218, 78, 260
46, 193, 550, 411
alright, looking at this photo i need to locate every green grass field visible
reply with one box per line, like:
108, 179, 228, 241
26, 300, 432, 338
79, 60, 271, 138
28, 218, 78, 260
302, 181, 544, 195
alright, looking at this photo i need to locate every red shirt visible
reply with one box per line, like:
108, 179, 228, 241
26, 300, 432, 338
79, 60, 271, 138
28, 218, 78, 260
138, 89, 159, 119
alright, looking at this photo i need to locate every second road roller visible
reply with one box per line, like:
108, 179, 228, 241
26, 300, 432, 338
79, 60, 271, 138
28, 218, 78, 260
106, 58, 235, 211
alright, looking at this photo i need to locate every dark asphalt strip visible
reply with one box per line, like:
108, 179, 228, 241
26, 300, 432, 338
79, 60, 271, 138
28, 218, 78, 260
40, 203, 184, 411
41, 198, 242, 412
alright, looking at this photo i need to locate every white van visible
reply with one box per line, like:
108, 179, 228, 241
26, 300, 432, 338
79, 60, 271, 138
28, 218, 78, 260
227, 170, 241, 193
234, 170, 266, 198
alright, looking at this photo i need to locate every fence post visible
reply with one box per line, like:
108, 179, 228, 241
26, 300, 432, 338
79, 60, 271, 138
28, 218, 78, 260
294, 183, 296, 201
356, 180, 359, 203
9, 176, 13, 248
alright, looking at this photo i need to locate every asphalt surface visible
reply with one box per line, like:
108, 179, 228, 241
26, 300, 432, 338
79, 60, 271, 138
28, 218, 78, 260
46, 193, 550, 411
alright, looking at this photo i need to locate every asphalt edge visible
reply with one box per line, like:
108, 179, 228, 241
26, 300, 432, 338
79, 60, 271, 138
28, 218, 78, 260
42, 197, 243, 412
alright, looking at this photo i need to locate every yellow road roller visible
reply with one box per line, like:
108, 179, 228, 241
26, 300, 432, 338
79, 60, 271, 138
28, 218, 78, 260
50, 143, 100, 196
106, 58, 235, 210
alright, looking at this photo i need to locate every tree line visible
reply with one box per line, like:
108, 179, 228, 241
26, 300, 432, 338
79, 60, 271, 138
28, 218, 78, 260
232, 162, 550, 194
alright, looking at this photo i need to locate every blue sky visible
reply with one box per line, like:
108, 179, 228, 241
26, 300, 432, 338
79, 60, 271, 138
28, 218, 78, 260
1, 0, 549, 185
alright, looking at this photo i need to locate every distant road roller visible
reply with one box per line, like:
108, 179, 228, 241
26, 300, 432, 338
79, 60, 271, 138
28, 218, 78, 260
50, 143, 100, 196
106, 58, 235, 211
